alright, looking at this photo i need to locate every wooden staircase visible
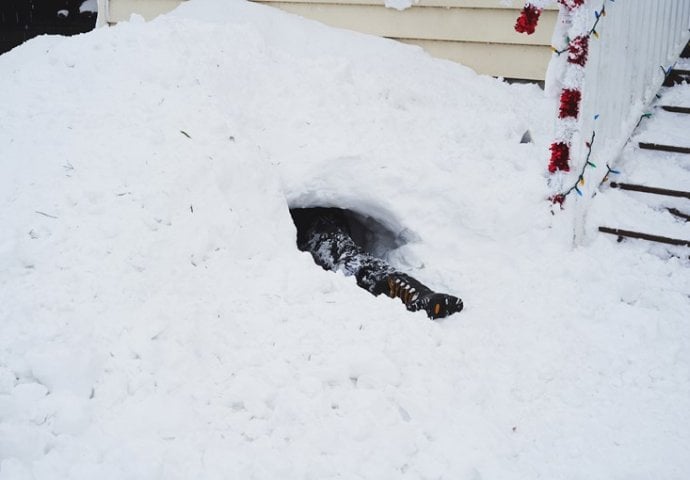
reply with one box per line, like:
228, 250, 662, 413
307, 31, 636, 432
598, 42, 690, 250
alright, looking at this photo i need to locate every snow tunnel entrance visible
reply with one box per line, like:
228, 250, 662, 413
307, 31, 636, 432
290, 207, 404, 261
289, 207, 463, 319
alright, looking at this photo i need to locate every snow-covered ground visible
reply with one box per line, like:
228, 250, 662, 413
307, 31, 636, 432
1, 1, 688, 478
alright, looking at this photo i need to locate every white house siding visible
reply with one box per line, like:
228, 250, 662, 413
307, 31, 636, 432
108, 0, 183, 23
106, 0, 557, 80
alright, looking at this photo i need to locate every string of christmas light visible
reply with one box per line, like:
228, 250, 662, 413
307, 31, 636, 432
515, 0, 612, 205
549, 2, 610, 177
651, 64, 677, 102
550, 4, 606, 56
588, 58, 678, 189
630, 62, 677, 131
551, 130, 597, 205
634, 111, 652, 129
633, 61, 677, 127
552, 127, 624, 207
601, 163, 620, 185
549, 50, 676, 206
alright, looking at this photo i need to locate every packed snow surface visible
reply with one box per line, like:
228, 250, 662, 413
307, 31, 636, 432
1, 1, 689, 478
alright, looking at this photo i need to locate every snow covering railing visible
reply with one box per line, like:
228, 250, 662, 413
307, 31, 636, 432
557, 0, 690, 215
96, 0, 109, 27
515, 0, 690, 241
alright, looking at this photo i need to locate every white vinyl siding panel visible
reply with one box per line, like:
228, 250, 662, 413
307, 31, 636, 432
106, 0, 556, 79
254, 0, 557, 79
404, 39, 553, 80
108, 0, 182, 22
260, 2, 555, 45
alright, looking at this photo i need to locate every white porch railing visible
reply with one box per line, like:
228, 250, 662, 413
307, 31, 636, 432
546, 0, 690, 240
96, 0, 109, 27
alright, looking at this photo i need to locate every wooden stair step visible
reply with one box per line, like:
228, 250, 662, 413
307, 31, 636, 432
663, 69, 690, 87
599, 227, 690, 247
639, 142, 690, 155
661, 105, 690, 114
610, 182, 690, 199
668, 208, 690, 222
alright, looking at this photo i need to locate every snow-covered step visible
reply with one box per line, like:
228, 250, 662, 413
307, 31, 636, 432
663, 39, 690, 86
663, 68, 690, 87
596, 41, 690, 248
598, 227, 690, 247
610, 182, 690, 200
615, 148, 690, 193
660, 105, 690, 114
639, 142, 690, 154
594, 135, 690, 245
669, 207, 690, 221
593, 185, 690, 247
634, 107, 690, 149
658, 83, 690, 109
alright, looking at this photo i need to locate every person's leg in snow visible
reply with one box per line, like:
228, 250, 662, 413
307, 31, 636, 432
293, 208, 463, 319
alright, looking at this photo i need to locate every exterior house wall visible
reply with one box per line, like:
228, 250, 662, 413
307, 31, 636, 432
105, 0, 557, 80
108, 0, 183, 23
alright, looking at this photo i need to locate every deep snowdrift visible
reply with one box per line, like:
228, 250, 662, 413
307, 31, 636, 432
1, 1, 688, 478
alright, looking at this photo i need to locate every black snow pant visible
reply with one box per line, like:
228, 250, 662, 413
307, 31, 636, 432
293, 208, 463, 319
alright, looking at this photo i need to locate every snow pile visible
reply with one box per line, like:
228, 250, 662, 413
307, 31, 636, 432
384, 0, 416, 12
1, 0, 689, 478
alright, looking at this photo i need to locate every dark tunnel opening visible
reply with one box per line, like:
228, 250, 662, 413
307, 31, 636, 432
290, 207, 404, 260
289, 207, 463, 319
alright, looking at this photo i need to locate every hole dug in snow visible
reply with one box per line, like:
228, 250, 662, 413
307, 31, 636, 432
289, 207, 463, 319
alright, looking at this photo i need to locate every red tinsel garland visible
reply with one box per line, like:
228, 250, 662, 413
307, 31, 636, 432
549, 142, 571, 173
557, 0, 585, 11
513, 1, 600, 205
514, 4, 542, 35
550, 193, 566, 205
568, 35, 590, 66
559, 89, 582, 119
